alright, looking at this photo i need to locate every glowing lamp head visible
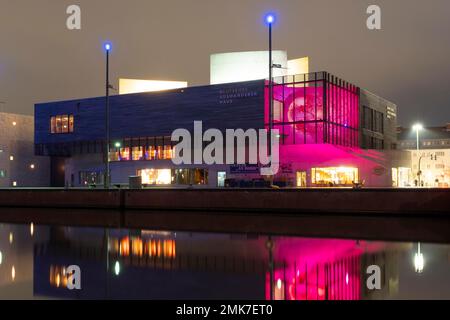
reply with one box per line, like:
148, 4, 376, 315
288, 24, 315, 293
114, 261, 120, 276
265, 14, 275, 25
414, 252, 424, 273
412, 123, 423, 132
104, 43, 111, 52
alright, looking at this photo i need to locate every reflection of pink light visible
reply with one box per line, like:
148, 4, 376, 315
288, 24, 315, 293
265, 238, 379, 301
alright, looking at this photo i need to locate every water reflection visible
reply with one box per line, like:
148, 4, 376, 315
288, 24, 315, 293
0, 223, 449, 300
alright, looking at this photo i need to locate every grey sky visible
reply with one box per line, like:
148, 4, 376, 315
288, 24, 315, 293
0, 0, 449, 126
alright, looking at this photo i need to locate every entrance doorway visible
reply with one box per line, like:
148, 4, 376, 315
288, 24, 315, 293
217, 171, 226, 187
296, 171, 307, 187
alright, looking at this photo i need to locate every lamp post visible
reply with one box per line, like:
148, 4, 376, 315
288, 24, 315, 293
265, 14, 275, 158
104, 42, 112, 189
412, 123, 423, 187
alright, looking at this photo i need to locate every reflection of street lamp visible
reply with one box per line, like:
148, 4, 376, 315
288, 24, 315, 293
414, 242, 424, 273
266, 236, 274, 300
412, 123, 423, 186
114, 261, 120, 276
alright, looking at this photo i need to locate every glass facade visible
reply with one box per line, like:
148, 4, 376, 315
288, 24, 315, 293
266, 72, 359, 147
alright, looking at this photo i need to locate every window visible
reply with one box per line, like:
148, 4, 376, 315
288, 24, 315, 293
163, 145, 173, 160
79, 171, 104, 186
137, 168, 209, 186
109, 139, 174, 162
132, 147, 144, 160
50, 114, 74, 134
296, 171, 307, 187
145, 146, 157, 160
119, 147, 130, 161
156, 146, 164, 160
0, 170, 6, 178
311, 167, 359, 186
172, 168, 208, 185
138, 169, 172, 185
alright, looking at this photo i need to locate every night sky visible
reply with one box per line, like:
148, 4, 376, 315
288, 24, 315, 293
1, 0, 449, 126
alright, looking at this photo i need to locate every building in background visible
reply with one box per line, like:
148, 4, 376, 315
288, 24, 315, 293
118, 79, 188, 95
0, 112, 49, 187
210, 51, 308, 85
397, 124, 450, 187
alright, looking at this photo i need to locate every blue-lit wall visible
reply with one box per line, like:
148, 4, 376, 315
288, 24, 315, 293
35, 80, 265, 147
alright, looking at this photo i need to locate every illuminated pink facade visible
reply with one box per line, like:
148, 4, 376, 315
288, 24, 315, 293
263, 72, 399, 188
265, 72, 359, 147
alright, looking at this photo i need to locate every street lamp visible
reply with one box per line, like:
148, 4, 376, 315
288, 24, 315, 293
104, 42, 112, 189
265, 13, 275, 157
412, 123, 423, 186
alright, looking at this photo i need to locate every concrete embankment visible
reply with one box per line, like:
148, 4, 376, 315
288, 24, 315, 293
0, 188, 448, 214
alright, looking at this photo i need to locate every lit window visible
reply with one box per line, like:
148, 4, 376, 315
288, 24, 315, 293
163, 146, 173, 160
0, 170, 6, 178
311, 167, 359, 186
30, 164, 35, 169
109, 149, 119, 161
50, 114, 74, 134
61, 115, 69, 133
132, 147, 144, 160
138, 169, 172, 185
69, 115, 74, 132
119, 147, 130, 161
12, 122, 17, 126
9, 156, 14, 161
12, 181, 17, 187
156, 146, 164, 160
146, 146, 156, 160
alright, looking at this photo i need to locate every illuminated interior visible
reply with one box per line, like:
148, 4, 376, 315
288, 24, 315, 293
296, 171, 307, 187
138, 169, 172, 185
311, 167, 359, 186
50, 114, 74, 134
119, 79, 188, 95
392, 167, 412, 187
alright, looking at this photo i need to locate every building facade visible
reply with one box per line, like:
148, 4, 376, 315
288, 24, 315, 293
397, 124, 450, 187
0, 112, 49, 187
34, 71, 402, 188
